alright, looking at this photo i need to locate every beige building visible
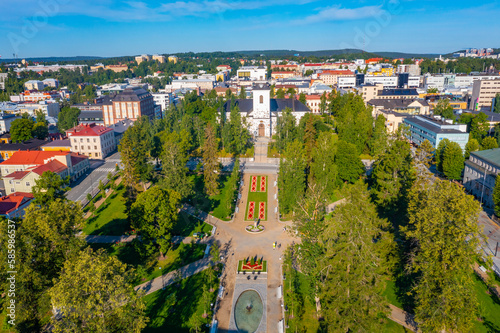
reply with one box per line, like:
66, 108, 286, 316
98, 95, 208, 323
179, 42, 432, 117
368, 99, 430, 118
319, 70, 354, 86
103, 86, 155, 125
66, 123, 116, 159
361, 84, 419, 103
24, 80, 44, 90
0, 151, 89, 194
379, 111, 410, 133
168, 55, 178, 64
471, 79, 500, 109
152, 55, 166, 63
135, 54, 151, 64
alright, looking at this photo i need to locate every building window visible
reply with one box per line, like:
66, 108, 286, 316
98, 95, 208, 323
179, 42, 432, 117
87, 138, 90, 143
26, 182, 30, 186
11, 188, 14, 193
93, 138, 96, 143
94, 146, 97, 150
9, 180, 12, 184
260, 95, 263, 104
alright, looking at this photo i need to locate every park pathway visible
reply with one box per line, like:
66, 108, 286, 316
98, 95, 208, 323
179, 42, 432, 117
388, 305, 419, 332
134, 257, 214, 296
81, 234, 137, 243
254, 137, 269, 163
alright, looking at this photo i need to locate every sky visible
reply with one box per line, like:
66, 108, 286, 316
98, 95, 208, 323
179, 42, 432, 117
0, 0, 499, 58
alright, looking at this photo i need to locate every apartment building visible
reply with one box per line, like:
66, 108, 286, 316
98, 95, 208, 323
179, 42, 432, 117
0, 73, 8, 90
0, 192, 34, 219
471, 79, 500, 109
24, 80, 44, 90
66, 123, 116, 159
319, 70, 354, 86
152, 54, 166, 63
135, 54, 151, 64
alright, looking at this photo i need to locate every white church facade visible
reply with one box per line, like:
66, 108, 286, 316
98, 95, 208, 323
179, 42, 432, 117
222, 83, 310, 137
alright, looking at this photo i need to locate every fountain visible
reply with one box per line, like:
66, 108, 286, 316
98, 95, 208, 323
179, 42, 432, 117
234, 290, 264, 333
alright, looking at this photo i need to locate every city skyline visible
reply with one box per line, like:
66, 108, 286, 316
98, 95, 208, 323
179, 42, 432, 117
1, 0, 499, 58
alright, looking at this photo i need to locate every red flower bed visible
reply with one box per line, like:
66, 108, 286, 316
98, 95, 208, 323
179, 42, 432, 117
260, 176, 266, 192
250, 176, 257, 192
247, 201, 255, 220
242, 261, 263, 270
259, 202, 265, 219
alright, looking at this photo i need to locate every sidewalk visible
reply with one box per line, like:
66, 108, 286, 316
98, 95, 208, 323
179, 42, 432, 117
79, 234, 138, 243
181, 203, 226, 225
134, 257, 214, 296
388, 305, 419, 332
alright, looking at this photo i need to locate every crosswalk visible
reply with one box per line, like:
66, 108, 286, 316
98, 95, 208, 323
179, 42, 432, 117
95, 167, 117, 173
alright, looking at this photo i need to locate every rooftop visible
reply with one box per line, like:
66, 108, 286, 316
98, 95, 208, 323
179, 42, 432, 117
66, 123, 113, 137
471, 148, 500, 168
0, 139, 47, 152
42, 139, 71, 148
112, 86, 152, 102
0, 192, 34, 215
404, 116, 465, 134
368, 99, 429, 108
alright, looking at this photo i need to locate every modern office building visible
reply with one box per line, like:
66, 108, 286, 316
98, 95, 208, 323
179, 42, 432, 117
403, 115, 469, 150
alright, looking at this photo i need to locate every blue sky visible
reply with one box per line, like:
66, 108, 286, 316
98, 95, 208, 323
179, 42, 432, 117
0, 0, 499, 58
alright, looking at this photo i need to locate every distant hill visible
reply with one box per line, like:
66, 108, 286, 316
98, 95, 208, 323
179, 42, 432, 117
373, 51, 440, 59
0, 56, 104, 63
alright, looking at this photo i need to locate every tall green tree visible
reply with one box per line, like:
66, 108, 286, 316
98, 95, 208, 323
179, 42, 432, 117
414, 139, 435, 169
0, 200, 85, 331
58, 106, 81, 131
10, 118, 34, 142
310, 132, 338, 200
369, 114, 388, 158
130, 186, 181, 256
319, 183, 392, 332
49, 248, 148, 332
276, 88, 285, 99
278, 140, 306, 215
493, 93, 500, 113
303, 114, 317, 164
442, 141, 464, 180
274, 107, 297, 153
480, 136, 499, 150
32, 171, 70, 206
493, 174, 500, 217
402, 180, 481, 333
435, 138, 450, 173
464, 138, 480, 159
160, 130, 193, 198
32, 121, 49, 140
433, 98, 455, 120
335, 140, 364, 184
371, 137, 415, 217
334, 94, 373, 154
203, 123, 220, 196
239, 86, 246, 99
298, 92, 306, 105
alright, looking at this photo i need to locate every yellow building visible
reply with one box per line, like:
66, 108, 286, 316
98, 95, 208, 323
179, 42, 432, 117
168, 55, 178, 64
41, 139, 71, 152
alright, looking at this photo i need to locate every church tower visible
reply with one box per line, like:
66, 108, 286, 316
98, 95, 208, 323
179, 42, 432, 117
252, 83, 270, 119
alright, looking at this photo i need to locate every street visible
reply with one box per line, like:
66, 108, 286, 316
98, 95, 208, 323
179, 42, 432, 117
66, 151, 122, 203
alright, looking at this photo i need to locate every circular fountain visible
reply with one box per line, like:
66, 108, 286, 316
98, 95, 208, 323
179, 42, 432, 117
234, 290, 264, 333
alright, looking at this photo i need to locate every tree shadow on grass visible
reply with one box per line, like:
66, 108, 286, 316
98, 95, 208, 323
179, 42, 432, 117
144, 271, 209, 332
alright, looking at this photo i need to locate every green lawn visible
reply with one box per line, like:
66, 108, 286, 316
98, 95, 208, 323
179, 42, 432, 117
89, 240, 206, 286
83, 183, 130, 236
245, 175, 268, 221
173, 212, 213, 237
143, 269, 219, 332
188, 174, 237, 221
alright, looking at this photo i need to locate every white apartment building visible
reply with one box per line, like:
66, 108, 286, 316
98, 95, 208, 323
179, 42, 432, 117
338, 76, 356, 88
152, 92, 174, 112
365, 76, 398, 88
237, 66, 267, 81
24, 80, 44, 90
0, 73, 8, 90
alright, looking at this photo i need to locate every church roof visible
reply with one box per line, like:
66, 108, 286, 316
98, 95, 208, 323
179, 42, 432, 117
221, 98, 309, 114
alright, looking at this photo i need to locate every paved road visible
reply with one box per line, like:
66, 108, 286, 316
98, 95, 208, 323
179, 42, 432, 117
66, 151, 122, 202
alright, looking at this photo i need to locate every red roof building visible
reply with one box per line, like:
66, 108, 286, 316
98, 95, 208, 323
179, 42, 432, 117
0, 192, 34, 219
66, 123, 116, 159
0, 150, 90, 195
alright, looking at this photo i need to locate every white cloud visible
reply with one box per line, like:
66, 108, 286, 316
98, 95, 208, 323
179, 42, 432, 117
294, 5, 386, 24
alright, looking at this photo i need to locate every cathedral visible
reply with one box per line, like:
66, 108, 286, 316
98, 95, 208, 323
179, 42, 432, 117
221, 83, 310, 137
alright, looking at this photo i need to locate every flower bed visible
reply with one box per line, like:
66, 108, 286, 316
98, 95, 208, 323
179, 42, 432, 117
245, 175, 268, 221
247, 201, 255, 220
245, 225, 264, 233
238, 259, 268, 272
250, 176, 257, 192
258, 202, 265, 219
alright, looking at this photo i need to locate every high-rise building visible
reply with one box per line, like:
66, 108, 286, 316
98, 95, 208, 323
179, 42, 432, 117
102, 86, 155, 125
